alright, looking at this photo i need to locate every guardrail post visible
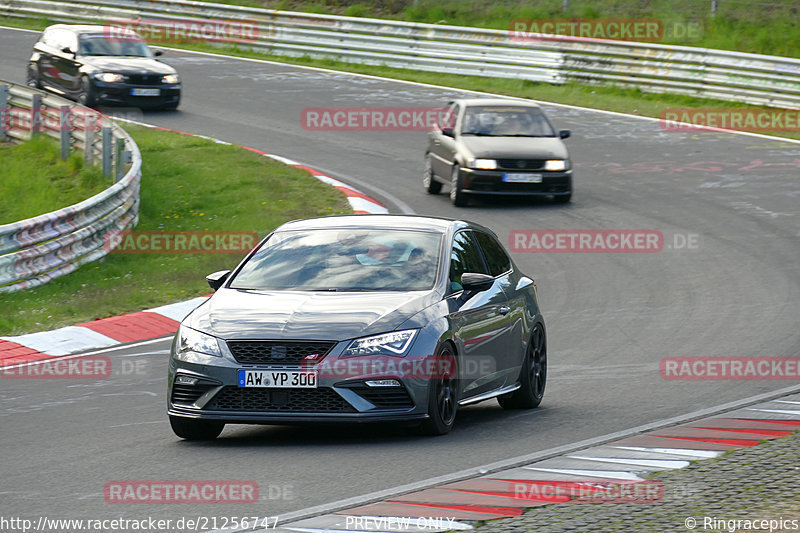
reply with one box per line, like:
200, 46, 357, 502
59, 105, 70, 160
31, 93, 42, 135
84, 113, 96, 165
711, 0, 719, 15
562, 0, 569, 12
0, 84, 8, 142
115, 137, 125, 180
102, 125, 112, 177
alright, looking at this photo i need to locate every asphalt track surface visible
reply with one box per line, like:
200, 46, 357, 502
1, 27, 799, 525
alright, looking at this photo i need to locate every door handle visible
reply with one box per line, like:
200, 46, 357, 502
499, 306, 511, 315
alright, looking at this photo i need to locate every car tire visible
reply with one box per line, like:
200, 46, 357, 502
423, 155, 442, 194
78, 75, 97, 108
553, 192, 572, 203
418, 344, 458, 435
498, 323, 546, 409
450, 166, 469, 207
169, 415, 225, 440
26, 64, 41, 89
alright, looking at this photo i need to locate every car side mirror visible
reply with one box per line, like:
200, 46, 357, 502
460, 272, 494, 293
559, 130, 571, 139
154, 50, 163, 57
206, 270, 231, 291
440, 127, 455, 137
61, 47, 74, 55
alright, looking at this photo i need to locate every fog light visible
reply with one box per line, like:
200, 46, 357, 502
365, 379, 401, 387
175, 375, 198, 385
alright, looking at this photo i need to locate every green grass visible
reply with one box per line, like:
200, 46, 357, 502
0, 136, 107, 224
1, 124, 351, 335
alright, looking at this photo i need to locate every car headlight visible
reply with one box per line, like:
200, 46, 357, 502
544, 160, 568, 171
176, 325, 223, 357
467, 158, 497, 170
341, 329, 418, 357
162, 74, 179, 84
95, 72, 124, 83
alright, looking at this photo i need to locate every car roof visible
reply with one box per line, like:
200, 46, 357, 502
44, 24, 139, 37
275, 214, 498, 237
451, 98, 542, 109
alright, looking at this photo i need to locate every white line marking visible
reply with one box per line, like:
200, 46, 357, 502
522, 467, 644, 481
567, 455, 690, 469
612, 447, 721, 459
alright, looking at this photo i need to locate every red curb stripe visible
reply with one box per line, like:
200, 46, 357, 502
333, 185, 382, 204
241, 146, 268, 155
386, 500, 524, 517
656, 435, 761, 447
690, 426, 793, 437
76, 312, 180, 343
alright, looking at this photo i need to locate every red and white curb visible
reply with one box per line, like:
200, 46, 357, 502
268, 394, 800, 533
1, 122, 387, 365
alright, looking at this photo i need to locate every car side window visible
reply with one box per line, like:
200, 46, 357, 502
475, 232, 512, 277
449, 231, 488, 291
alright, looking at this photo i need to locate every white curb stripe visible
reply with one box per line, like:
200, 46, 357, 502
567, 455, 690, 469
746, 408, 800, 416
146, 297, 209, 322
521, 467, 644, 481
612, 446, 721, 459
2, 326, 119, 356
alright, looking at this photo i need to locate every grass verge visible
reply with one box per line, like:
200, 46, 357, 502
1, 124, 351, 335
0, 136, 107, 224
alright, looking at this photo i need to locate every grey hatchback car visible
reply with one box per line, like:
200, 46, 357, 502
168, 215, 547, 439
424, 98, 572, 206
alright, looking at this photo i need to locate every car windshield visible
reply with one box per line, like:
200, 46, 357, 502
230, 229, 443, 292
78, 33, 152, 57
461, 106, 556, 137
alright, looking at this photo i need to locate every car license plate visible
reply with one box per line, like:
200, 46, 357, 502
503, 173, 543, 183
238, 369, 317, 388
130, 88, 160, 96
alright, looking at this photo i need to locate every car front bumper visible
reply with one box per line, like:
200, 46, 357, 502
92, 81, 181, 108
460, 168, 572, 196
167, 348, 436, 425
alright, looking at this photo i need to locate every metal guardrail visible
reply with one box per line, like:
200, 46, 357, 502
2, 0, 800, 108
0, 81, 141, 294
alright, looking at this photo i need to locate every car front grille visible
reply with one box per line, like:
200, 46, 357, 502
227, 341, 336, 365
170, 383, 216, 405
346, 384, 414, 409
207, 386, 355, 412
126, 73, 163, 85
498, 159, 546, 170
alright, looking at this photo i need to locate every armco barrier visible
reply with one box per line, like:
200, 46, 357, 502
1, 0, 800, 108
0, 81, 141, 294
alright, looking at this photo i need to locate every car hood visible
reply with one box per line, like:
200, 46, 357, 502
81, 57, 176, 74
186, 288, 439, 341
458, 136, 568, 159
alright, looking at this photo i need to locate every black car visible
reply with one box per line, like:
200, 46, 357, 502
424, 98, 573, 206
27, 24, 181, 110
168, 215, 547, 439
